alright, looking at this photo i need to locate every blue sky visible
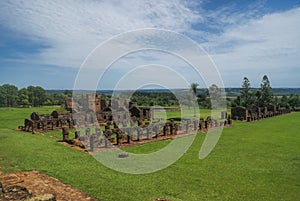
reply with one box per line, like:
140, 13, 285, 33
0, 0, 300, 89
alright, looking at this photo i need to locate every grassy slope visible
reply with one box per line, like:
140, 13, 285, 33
0, 107, 299, 201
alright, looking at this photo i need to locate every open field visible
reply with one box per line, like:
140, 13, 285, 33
0, 107, 300, 201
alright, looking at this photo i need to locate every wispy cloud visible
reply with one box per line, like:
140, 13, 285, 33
0, 0, 201, 67
206, 7, 300, 87
0, 0, 299, 88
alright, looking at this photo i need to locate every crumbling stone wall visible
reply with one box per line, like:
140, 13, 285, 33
21, 111, 74, 133
231, 104, 290, 121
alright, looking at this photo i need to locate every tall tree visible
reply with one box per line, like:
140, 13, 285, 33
197, 93, 210, 109
240, 77, 253, 107
27, 86, 36, 106
279, 95, 289, 108
255, 90, 262, 107
0, 85, 6, 107
0, 84, 18, 107
260, 75, 274, 107
288, 94, 300, 108
233, 95, 242, 107
64, 90, 73, 97
190, 83, 199, 95
190, 83, 199, 116
18, 88, 29, 107
27, 86, 46, 107
208, 84, 221, 100
208, 84, 224, 109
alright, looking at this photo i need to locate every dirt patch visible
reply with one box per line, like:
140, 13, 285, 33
0, 171, 100, 201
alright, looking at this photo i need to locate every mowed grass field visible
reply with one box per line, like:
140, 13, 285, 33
0, 107, 299, 201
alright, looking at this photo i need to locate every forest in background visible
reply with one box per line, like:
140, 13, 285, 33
0, 75, 300, 109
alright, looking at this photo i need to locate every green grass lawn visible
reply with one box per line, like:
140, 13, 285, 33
0, 107, 299, 201
153, 108, 227, 121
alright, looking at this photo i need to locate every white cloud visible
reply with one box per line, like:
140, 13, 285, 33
204, 7, 300, 87
0, 0, 201, 67
0, 0, 299, 87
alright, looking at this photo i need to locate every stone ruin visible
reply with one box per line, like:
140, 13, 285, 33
60, 111, 232, 152
20, 110, 74, 133
62, 94, 234, 151
231, 104, 290, 121
20, 94, 233, 151
65, 95, 152, 123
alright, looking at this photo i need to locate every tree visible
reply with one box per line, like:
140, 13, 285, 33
27, 86, 36, 106
0, 84, 18, 107
49, 93, 68, 105
227, 97, 235, 107
208, 84, 224, 109
208, 84, 221, 100
288, 94, 300, 109
27, 86, 46, 107
260, 75, 274, 107
190, 83, 199, 95
279, 95, 289, 108
240, 77, 255, 107
190, 83, 199, 115
43, 94, 53, 106
274, 96, 279, 106
197, 93, 210, 109
233, 95, 242, 107
0, 85, 6, 107
0, 84, 74, 107
255, 90, 262, 107
64, 90, 72, 97
18, 88, 30, 107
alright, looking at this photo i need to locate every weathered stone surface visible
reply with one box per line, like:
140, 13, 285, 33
50, 110, 59, 119
3, 185, 32, 200
62, 127, 69, 141
26, 193, 56, 201
232, 104, 290, 121
30, 112, 40, 121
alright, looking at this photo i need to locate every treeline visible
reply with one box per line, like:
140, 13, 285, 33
225, 88, 300, 97
1, 77, 299, 109
231, 75, 300, 109
189, 75, 300, 109
0, 84, 72, 107
130, 84, 224, 109
131, 91, 179, 107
